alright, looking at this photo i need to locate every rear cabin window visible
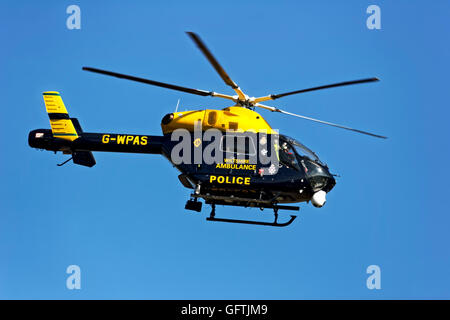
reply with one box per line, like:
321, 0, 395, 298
219, 135, 257, 156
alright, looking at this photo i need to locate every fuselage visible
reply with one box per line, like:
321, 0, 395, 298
29, 104, 335, 208
29, 129, 335, 207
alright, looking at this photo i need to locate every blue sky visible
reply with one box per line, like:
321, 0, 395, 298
1, 0, 449, 299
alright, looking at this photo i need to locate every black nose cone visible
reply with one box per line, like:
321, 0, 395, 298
304, 160, 336, 193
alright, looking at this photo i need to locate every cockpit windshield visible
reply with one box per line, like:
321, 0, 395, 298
280, 135, 324, 165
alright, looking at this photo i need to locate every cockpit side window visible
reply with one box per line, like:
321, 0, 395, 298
279, 141, 300, 171
280, 134, 325, 166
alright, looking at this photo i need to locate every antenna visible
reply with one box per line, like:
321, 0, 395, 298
175, 99, 180, 113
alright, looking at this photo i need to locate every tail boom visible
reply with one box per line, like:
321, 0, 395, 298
28, 130, 164, 155
30, 91, 163, 167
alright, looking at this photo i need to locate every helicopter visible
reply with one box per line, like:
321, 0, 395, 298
28, 32, 386, 227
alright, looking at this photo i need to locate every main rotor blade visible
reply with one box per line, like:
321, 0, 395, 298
253, 78, 379, 103
186, 32, 246, 101
82, 67, 236, 101
254, 103, 387, 139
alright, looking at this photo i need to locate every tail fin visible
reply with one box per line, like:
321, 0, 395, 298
42, 91, 79, 141
42, 91, 96, 167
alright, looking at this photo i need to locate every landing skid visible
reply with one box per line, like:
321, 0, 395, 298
206, 203, 298, 227
207, 215, 297, 227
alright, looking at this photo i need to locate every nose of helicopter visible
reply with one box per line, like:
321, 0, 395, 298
305, 161, 336, 207
308, 168, 336, 192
